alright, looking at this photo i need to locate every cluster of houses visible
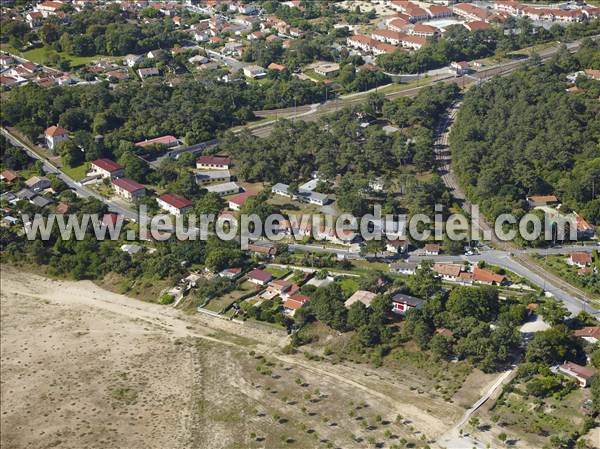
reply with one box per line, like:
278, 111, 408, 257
0, 171, 58, 215
0, 54, 76, 90
271, 177, 330, 207
494, 0, 600, 23
390, 260, 509, 286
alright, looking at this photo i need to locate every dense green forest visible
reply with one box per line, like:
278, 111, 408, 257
450, 41, 600, 225
0, 76, 326, 150
377, 18, 600, 74
219, 83, 458, 182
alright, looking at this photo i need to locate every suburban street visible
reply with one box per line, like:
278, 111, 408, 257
1, 128, 138, 220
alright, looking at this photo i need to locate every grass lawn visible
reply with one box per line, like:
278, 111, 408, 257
204, 280, 258, 313
265, 266, 291, 279
337, 277, 360, 297
2, 44, 113, 68
61, 162, 89, 181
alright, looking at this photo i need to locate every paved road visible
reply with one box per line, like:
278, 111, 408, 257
1, 128, 138, 220
245, 37, 596, 138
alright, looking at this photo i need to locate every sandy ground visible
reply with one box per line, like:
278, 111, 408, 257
0, 266, 481, 448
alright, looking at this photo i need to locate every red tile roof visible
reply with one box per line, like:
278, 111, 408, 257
44, 125, 68, 137
473, 267, 506, 284
112, 177, 145, 193
158, 193, 193, 210
573, 327, 600, 340
247, 268, 272, 283
92, 158, 123, 173
433, 263, 461, 278
284, 294, 310, 310
560, 362, 596, 380
570, 252, 592, 265
228, 191, 256, 207
1, 169, 19, 182
102, 212, 119, 227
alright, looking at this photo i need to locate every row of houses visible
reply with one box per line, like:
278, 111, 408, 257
390, 261, 508, 286
494, 1, 600, 23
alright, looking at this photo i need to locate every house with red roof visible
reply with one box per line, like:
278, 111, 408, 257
283, 293, 310, 315
196, 155, 231, 170
101, 212, 120, 228
558, 362, 597, 387
37, 0, 65, 17
575, 214, 595, 239
567, 252, 592, 268
472, 267, 507, 285
90, 159, 124, 179
44, 125, 69, 151
411, 23, 438, 37
0, 169, 19, 183
464, 21, 491, 32
228, 191, 256, 211
112, 177, 146, 201
573, 327, 600, 344
246, 268, 272, 285
424, 243, 440, 256
156, 193, 193, 216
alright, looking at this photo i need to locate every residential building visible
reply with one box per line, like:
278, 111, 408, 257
453, 3, 490, 21
228, 191, 256, 210
575, 214, 595, 239
283, 294, 310, 315
0, 169, 19, 183
567, 252, 592, 268
268, 62, 286, 71
464, 21, 491, 31
195, 170, 231, 185
526, 195, 559, 207
246, 268, 272, 285
247, 241, 278, 257
26, 11, 43, 27
344, 290, 377, 308
37, 1, 64, 17
472, 267, 507, 285
411, 23, 438, 37
424, 243, 440, 256
138, 67, 160, 79
433, 263, 462, 281
313, 62, 340, 78
389, 262, 419, 276
219, 267, 243, 279
25, 176, 51, 192
156, 193, 193, 216
573, 327, 600, 344
124, 54, 144, 67
205, 182, 241, 196
297, 190, 328, 206
196, 155, 231, 170
90, 159, 124, 179
112, 177, 146, 201
44, 125, 68, 151
31, 195, 52, 208
271, 183, 292, 197
386, 238, 409, 254
243, 65, 267, 78
391, 293, 425, 314
558, 362, 596, 387
450, 61, 469, 75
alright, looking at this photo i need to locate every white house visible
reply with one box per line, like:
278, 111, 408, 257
156, 193, 193, 216
90, 159, 124, 179
195, 170, 231, 185
44, 125, 69, 151
112, 177, 146, 201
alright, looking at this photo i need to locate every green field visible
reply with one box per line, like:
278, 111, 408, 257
61, 162, 89, 181
2, 44, 113, 68
204, 280, 258, 313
